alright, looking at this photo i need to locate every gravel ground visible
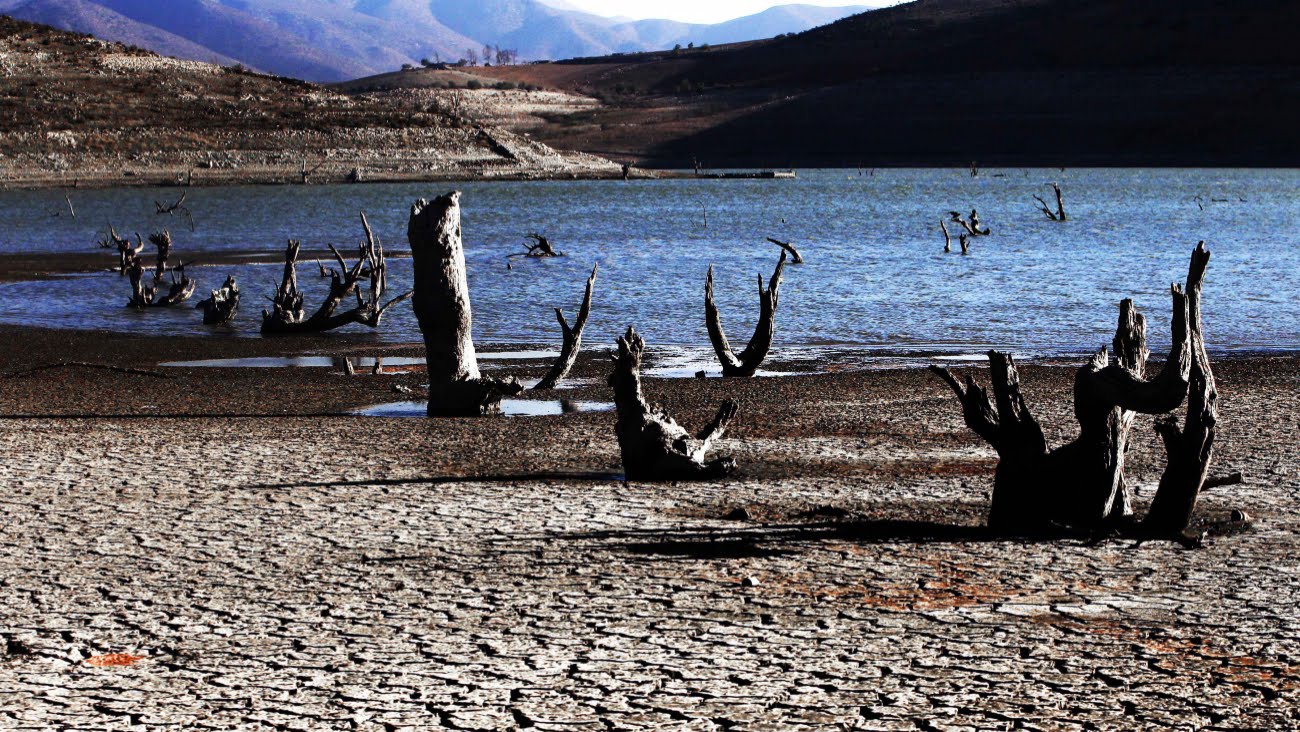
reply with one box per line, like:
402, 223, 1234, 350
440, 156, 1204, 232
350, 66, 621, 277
0, 327, 1297, 730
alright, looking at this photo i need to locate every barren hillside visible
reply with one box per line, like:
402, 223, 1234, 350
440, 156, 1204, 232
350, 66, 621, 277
0, 16, 619, 188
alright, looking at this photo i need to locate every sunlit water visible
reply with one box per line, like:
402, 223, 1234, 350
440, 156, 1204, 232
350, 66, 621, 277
2, 169, 1297, 365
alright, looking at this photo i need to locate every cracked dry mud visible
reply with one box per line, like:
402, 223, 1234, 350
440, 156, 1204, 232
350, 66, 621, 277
0, 348, 1297, 730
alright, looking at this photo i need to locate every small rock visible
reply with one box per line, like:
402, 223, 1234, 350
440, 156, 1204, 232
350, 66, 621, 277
1231, 509, 1250, 523
694, 370, 706, 379
741, 576, 759, 588
5, 638, 32, 656
722, 507, 752, 521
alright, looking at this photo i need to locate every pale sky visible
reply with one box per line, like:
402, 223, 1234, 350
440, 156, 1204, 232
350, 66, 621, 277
543, 0, 883, 25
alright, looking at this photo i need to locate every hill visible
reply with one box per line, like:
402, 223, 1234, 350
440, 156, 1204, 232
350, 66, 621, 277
0, 16, 618, 188
0, 0, 871, 81
430, 0, 1300, 167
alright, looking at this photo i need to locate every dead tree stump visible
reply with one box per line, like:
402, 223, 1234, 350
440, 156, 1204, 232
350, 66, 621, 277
705, 252, 786, 377
534, 264, 597, 391
408, 192, 522, 416
931, 244, 1211, 534
197, 275, 240, 325
125, 231, 194, 308
610, 326, 738, 480
261, 213, 412, 334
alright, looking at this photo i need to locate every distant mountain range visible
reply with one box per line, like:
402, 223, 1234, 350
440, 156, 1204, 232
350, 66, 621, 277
0, 0, 872, 82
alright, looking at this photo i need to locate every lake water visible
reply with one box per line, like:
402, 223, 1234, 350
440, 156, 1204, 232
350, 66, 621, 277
1, 169, 1297, 365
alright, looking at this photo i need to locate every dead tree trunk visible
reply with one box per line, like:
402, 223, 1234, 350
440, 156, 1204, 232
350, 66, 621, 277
610, 326, 738, 480
149, 231, 172, 280
261, 213, 412, 334
766, 237, 804, 264
931, 245, 1207, 533
408, 192, 522, 416
533, 263, 597, 391
940, 219, 952, 253
196, 275, 240, 325
1143, 242, 1217, 539
705, 252, 785, 377
1033, 183, 1067, 221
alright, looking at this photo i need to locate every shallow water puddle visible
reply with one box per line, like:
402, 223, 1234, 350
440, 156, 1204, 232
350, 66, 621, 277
352, 398, 615, 418
162, 351, 558, 368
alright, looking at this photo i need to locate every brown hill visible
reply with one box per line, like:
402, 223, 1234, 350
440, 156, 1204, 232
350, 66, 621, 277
0, 15, 618, 188
395, 0, 1300, 167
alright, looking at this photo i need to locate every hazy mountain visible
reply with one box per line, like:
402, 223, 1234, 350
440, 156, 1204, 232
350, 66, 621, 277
0, 0, 242, 66
0, 0, 872, 81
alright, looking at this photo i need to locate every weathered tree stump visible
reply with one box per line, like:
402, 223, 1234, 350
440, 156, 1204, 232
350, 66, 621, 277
1142, 242, 1217, 540
533, 264, 597, 391
931, 244, 1212, 534
98, 225, 143, 275
261, 213, 412, 334
610, 326, 738, 480
196, 275, 240, 325
705, 252, 785, 377
125, 230, 194, 308
940, 219, 952, 253
408, 192, 522, 416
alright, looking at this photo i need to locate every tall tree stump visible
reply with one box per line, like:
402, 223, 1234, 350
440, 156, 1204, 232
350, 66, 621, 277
705, 252, 785, 377
408, 192, 521, 416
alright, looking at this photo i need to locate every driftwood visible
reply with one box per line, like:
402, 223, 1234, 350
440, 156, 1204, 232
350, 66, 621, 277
513, 233, 562, 259
155, 192, 195, 231
533, 264, 597, 391
940, 219, 951, 253
1033, 183, 1067, 221
196, 275, 240, 325
949, 210, 991, 236
261, 213, 413, 334
408, 192, 522, 416
766, 237, 804, 264
931, 244, 1214, 537
705, 252, 785, 377
610, 326, 738, 480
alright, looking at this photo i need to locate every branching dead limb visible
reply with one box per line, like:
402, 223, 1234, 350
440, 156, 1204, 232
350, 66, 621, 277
534, 263, 597, 391
1033, 183, 1067, 221
155, 192, 195, 231
766, 237, 804, 264
705, 252, 786, 377
610, 326, 738, 480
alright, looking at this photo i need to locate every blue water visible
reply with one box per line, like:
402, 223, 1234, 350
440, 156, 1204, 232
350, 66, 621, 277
1, 169, 1297, 362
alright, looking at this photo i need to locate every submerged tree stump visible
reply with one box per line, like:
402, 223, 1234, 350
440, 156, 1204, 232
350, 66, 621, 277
610, 326, 738, 480
705, 252, 786, 377
931, 244, 1213, 536
534, 264, 597, 391
197, 275, 240, 325
408, 192, 522, 416
125, 230, 194, 308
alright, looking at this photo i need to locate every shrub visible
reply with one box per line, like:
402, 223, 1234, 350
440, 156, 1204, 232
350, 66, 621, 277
466, 79, 483, 90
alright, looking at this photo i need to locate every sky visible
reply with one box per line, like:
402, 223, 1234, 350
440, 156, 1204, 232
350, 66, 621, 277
542, 0, 881, 25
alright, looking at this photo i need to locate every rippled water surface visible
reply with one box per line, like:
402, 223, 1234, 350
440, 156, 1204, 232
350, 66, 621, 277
2, 169, 1297, 360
